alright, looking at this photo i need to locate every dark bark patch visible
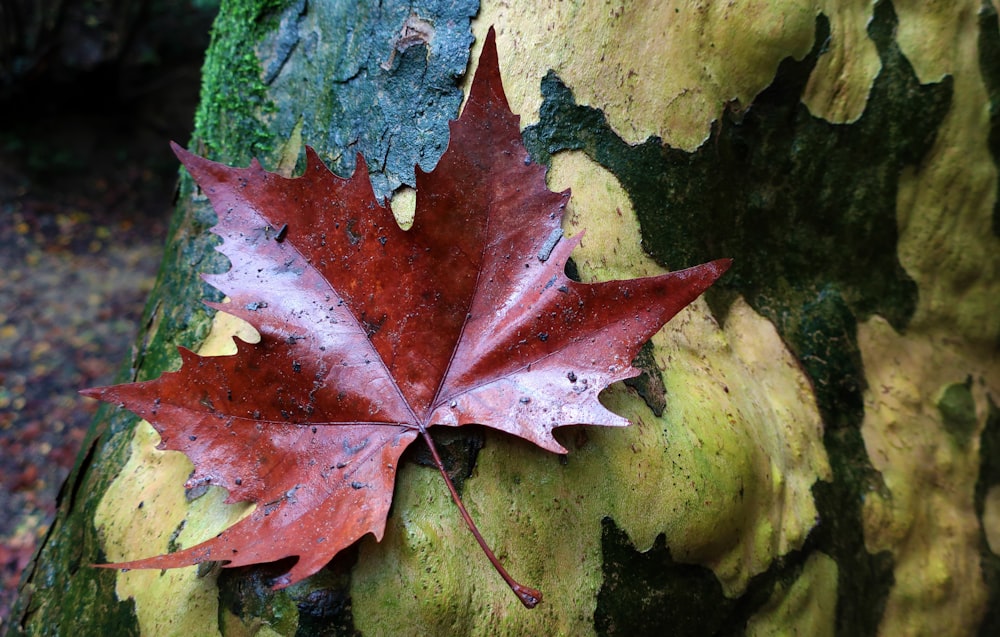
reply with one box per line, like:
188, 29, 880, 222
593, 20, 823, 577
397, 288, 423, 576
217, 548, 360, 637
594, 518, 736, 636
623, 341, 667, 417
974, 397, 1000, 636
937, 376, 978, 446
594, 518, 814, 637
978, 0, 1000, 237
402, 425, 486, 495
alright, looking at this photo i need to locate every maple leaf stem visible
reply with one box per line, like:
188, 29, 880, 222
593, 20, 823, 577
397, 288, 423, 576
418, 428, 542, 609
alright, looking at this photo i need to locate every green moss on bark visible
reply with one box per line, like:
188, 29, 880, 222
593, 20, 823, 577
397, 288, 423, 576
7, 406, 141, 637
194, 0, 290, 164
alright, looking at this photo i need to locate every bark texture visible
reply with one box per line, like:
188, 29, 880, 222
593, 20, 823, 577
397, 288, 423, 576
9, 0, 1000, 635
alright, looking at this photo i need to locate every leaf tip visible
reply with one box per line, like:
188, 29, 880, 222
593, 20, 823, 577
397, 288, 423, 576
681, 257, 733, 293
712, 257, 734, 276
302, 145, 327, 176
170, 140, 194, 164
79, 387, 104, 400
468, 25, 509, 113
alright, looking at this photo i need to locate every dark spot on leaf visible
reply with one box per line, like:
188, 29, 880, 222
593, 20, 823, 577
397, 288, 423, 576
346, 219, 362, 245
343, 438, 369, 455
361, 313, 386, 337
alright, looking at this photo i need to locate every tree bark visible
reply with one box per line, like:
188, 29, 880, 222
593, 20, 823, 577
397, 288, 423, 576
9, 0, 1000, 635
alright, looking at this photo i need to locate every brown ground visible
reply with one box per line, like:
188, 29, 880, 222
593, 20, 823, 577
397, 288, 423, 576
0, 7, 213, 621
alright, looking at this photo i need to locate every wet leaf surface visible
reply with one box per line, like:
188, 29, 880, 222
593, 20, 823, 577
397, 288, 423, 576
85, 30, 729, 604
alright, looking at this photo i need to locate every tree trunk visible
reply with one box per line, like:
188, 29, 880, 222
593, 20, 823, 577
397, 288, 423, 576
9, 0, 1000, 635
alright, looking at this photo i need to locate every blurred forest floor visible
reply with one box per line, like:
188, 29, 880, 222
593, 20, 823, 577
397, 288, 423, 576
0, 0, 217, 621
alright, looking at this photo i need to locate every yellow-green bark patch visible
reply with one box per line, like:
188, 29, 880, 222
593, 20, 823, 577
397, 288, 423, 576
467, 0, 816, 150
745, 551, 838, 637
859, 316, 997, 636
95, 421, 250, 637
803, 0, 881, 122
94, 311, 258, 636
985, 485, 1000, 554
893, 0, 1000, 346
850, 3, 1000, 633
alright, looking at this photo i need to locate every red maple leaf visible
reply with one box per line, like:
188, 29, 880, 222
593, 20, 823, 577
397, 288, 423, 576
83, 29, 730, 607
